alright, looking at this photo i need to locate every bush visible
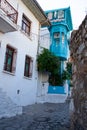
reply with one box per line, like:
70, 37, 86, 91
37, 49, 72, 86
37, 48, 60, 74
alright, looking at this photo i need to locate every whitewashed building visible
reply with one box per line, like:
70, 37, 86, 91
0, 0, 50, 118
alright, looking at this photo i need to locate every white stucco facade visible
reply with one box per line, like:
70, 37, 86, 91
0, 0, 69, 118
0, 0, 51, 118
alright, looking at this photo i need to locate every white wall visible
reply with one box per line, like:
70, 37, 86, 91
0, 0, 40, 106
37, 74, 69, 103
37, 72, 49, 96
38, 28, 50, 54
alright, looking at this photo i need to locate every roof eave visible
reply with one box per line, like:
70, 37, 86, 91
21, 0, 51, 26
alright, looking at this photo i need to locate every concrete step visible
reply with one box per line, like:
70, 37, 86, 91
37, 94, 68, 103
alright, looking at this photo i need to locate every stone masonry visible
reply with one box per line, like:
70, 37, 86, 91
0, 88, 22, 118
70, 15, 87, 130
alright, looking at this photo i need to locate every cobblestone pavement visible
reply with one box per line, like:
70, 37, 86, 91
0, 102, 71, 130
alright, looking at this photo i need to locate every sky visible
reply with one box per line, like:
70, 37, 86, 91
37, 0, 87, 29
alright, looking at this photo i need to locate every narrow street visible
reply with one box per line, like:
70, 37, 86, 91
0, 102, 71, 130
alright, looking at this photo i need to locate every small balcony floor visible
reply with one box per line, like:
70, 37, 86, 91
0, 11, 17, 33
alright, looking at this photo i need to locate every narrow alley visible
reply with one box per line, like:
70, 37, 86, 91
0, 102, 71, 130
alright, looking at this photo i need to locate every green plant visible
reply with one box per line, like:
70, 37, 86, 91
66, 62, 72, 75
62, 62, 72, 85
49, 73, 63, 86
37, 48, 62, 86
62, 70, 71, 80
37, 49, 72, 86
37, 48, 60, 73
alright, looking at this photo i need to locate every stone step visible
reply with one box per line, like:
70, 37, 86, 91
37, 94, 67, 103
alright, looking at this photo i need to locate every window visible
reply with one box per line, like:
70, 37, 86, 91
22, 14, 31, 36
24, 55, 33, 78
62, 32, 65, 44
4, 45, 17, 73
58, 10, 64, 19
54, 32, 60, 44
54, 32, 60, 39
48, 12, 53, 20
54, 11, 57, 18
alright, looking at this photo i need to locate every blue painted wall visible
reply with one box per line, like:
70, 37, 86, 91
44, 7, 73, 94
49, 25, 69, 60
45, 7, 73, 61
45, 6, 73, 69
48, 86, 66, 94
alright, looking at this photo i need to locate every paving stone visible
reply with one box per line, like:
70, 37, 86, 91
4, 127, 15, 130
0, 102, 71, 130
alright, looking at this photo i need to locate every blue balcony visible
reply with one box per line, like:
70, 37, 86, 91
50, 41, 69, 60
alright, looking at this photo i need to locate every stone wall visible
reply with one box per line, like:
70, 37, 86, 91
70, 15, 87, 130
